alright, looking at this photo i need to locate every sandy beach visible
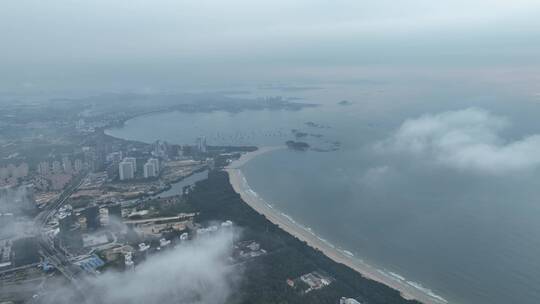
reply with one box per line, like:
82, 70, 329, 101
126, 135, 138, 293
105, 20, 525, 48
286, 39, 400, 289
225, 147, 448, 304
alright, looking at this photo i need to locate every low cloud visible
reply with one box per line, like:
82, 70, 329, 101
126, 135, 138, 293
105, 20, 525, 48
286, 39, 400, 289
41, 230, 238, 304
376, 108, 540, 174
0, 185, 34, 214
360, 165, 391, 187
0, 185, 35, 238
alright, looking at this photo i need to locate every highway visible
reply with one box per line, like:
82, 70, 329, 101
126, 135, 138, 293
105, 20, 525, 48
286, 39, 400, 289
34, 171, 103, 304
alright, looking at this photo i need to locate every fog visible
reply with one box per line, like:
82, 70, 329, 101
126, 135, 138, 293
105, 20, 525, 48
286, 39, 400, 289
0, 186, 35, 239
2, 0, 540, 93
0, 186, 34, 214
40, 230, 239, 304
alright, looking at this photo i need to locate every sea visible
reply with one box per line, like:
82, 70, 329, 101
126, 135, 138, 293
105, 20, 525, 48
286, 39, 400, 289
106, 82, 540, 304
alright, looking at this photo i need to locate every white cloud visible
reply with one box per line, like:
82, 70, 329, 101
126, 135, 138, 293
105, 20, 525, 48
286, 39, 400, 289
377, 108, 540, 173
360, 165, 391, 186
40, 230, 238, 304
99, 232, 236, 304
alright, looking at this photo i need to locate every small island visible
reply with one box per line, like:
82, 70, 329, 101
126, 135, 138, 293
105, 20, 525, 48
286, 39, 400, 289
338, 100, 353, 106
291, 129, 309, 138
305, 121, 330, 129
286, 140, 310, 151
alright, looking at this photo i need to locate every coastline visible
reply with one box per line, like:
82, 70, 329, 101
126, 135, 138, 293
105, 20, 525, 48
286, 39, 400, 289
225, 147, 448, 304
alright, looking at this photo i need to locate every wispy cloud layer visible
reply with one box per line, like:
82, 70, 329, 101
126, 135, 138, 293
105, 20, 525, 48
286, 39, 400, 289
377, 108, 540, 173
41, 231, 238, 304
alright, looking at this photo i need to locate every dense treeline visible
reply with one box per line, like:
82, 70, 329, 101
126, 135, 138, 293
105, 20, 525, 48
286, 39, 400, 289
185, 171, 421, 304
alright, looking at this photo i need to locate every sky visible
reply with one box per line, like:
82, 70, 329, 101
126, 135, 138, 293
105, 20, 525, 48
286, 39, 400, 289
2, 0, 540, 92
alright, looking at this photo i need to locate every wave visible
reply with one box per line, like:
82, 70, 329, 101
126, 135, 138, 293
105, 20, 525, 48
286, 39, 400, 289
406, 281, 448, 303
376, 270, 448, 304
389, 271, 406, 281
236, 168, 448, 304
246, 189, 259, 198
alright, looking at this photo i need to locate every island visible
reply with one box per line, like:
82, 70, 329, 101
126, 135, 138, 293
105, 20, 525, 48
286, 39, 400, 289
286, 140, 311, 151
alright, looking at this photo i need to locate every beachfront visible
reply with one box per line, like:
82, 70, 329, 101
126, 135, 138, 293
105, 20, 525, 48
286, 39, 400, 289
225, 147, 448, 304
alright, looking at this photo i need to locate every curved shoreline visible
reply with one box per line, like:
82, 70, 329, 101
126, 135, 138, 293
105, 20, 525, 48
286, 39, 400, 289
225, 147, 448, 304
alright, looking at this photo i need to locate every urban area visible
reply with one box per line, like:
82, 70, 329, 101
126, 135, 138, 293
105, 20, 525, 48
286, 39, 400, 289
0, 95, 406, 304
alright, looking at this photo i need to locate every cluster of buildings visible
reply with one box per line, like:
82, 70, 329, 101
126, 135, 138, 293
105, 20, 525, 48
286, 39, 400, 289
118, 157, 160, 180
287, 270, 334, 294
234, 240, 267, 261
37, 157, 83, 176
75, 118, 110, 134
88, 203, 236, 274
152, 140, 170, 159
125, 212, 195, 238
35, 157, 84, 191
56, 203, 123, 250
196, 137, 208, 154
0, 239, 12, 269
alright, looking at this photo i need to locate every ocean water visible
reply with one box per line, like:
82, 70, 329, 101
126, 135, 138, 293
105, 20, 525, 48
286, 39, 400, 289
107, 83, 540, 304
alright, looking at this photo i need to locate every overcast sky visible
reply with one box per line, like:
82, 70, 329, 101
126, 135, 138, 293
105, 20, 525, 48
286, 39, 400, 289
2, 0, 540, 92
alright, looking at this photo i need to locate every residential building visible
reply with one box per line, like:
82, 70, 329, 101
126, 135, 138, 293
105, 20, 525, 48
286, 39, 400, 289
38, 161, 50, 176
51, 161, 62, 175
123, 157, 137, 173
149, 158, 159, 175
143, 162, 156, 179
119, 161, 134, 180
62, 157, 73, 174
74, 159, 83, 172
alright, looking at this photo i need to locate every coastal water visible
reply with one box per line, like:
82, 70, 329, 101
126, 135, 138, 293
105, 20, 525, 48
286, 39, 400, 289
107, 83, 540, 304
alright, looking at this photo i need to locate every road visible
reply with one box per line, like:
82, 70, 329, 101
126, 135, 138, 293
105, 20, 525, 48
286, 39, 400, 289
34, 171, 103, 304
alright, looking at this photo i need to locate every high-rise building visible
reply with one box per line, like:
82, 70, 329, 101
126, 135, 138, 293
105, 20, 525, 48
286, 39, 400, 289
149, 158, 159, 175
123, 157, 137, 173
119, 161, 134, 180
153, 140, 169, 159
62, 157, 73, 174
84, 146, 106, 173
38, 161, 50, 176
51, 161, 62, 175
143, 162, 156, 179
107, 204, 122, 220
196, 137, 207, 153
83, 205, 101, 230
74, 159, 83, 172
76, 119, 86, 129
